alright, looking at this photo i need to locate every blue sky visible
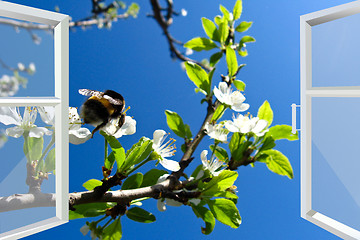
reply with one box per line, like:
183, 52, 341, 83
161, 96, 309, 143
0, 0, 357, 239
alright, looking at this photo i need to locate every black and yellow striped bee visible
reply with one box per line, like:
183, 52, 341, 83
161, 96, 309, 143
78, 89, 126, 137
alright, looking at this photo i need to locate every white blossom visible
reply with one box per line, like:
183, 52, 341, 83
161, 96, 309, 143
103, 115, 136, 138
185, 48, 193, 56
0, 106, 51, 138
181, 8, 188, 17
225, 114, 268, 136
152, 130, 180, 172
17, 62, 25, 71
201, 150, 225, 176
204, 122, 228, 143
0, 74, 19, 97
28, 62, 36, 73
213, 82, 249, 112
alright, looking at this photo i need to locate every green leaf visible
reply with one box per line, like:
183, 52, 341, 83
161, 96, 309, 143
191, 164, 204, 179
115, 147, 126, 172
43, 148, 55, 173
103, 218, 122, 240
191, 205, 215, 235
126, 207, 156, 223
184, 61, 211, 95
101, 133, 126, 171
207, 198, 241, 228
258, 136, 276, 152
257, 100, 273, 127
184, 37, 218, 51
126, 2, 140, 18
24, 136, 43, 162
210, 145, 229, 161
261, 149, 294, 179
121, 173, 143, 190
240, 35, 256, 45
214, 15, 222, 26
83, 179, 103, 191
219, 5, 230, 21
69, 203, 111, 220
233, 0, 243, 20
235, 21, 253, 32
184, 124, 193, 139
218, 21, 229, 44
210, 52, 223, 67
202, 17, 220, 42
141, 169, 168, 187
267, 125, 298, 141
105, 151, 116, 170
226, 47, 238, 77
233, 80, 245, 91
229, 132, 241, 156
213, 191, 238, 199
202, 170, 238, 196
165, 110, 186, 138
238, 49, 248, 57
123, 138, 153, 171
211, 104, 225, 122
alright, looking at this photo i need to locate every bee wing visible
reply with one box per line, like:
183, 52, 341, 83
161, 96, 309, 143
78, 89, 104, 98
103, 94, 124, 106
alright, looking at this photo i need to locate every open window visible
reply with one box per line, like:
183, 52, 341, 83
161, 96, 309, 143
0, 2, 69, 239
301, 1, 360, 239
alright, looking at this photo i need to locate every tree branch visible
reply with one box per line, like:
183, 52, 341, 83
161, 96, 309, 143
0, 193, 56, 212
149, 0, 211, 71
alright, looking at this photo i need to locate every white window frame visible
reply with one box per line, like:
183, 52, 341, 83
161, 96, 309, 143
0, 1, 69, 239
301, 1, 360, 239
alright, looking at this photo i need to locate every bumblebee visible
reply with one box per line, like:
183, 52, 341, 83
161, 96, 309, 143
78, 89, 126, 137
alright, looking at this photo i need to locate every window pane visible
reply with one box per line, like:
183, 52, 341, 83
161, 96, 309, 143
0, 106, 55, 234
0, 17, 54, 97
312, 13, 360, 87
312, 97, 360, 230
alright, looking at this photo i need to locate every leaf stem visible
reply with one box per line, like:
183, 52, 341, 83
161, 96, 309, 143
126, 156, 152, 175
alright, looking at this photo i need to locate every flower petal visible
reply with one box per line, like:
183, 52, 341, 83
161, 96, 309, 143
253, 119, 268, 134
6, 126, 24, 138
232, 103, 250, 112
166, 198, 182, 207
189, 199, 201, 206
218, 82, 229, 95
157, 199, 166, 212
0, 106, 21, 125
224, 121, 239, 132
29, 127, 52, 138
159, 158, 180, 171
68, 107, 82, 130
69, 128, 92, 145
153, 129, 166, 147
114, 116, 136, 138
38, 106, 55, 126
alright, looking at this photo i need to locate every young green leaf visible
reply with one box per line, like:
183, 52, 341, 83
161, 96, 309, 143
210, 51, 223, 67
202, 170, 238, 196
261, 149, 294, 179
184, 124, 193, 139
258, 136, 276, 152
207, 198, 241, 228
240, 35, 256, 45
83, 179, 103, 191
219, 5, 230, 21
191, 205, 215, 235
233, 0, 243, 20
233, 80, 245, 91
115, 147, 126, 172
229, 132, 241, 155
218, 21, 229, 44
214, 15, 223, 26
126, 207, 156, 223
257, 100, 273, 127
211, 104, 226, 122
185, 61, 211, 95
210, 145, 229, 161
43, 148, 55, 173
165, 110, 186, 138
238, 49, 248, 57
123, 138, 153, 170
121, 173, 143, 190
105, 151, 116, 170
202, 17, 220, 42
267, 125, 298, 141
103, 218, 122, 240
69, 202, 112, 220
24, 136, 44, 162
226, 47, 238, 77
141, 169, 168, 187
212, 191, 238, 199
184, 37, 218, 51
235, 21, 253, 32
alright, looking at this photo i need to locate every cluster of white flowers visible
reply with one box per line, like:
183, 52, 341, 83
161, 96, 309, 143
152, 130, 180, 172
0, 75, 19, 97
0, 106, 137, 145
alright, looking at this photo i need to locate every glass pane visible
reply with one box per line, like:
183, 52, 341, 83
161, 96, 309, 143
0, 17, 54, 97
312, 97, 360, 230
0, 106, 55, 234
312, 13, 360, 87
